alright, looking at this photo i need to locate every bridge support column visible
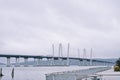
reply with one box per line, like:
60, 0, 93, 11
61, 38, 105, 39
38, 58, 42, 66
34, 58, 39, 66
52, 58, 54, 66
47, 58, 52, 66
36, 58, 39, 66
34, 58, 36, 66
24, 58, 28, 67
67, 58, 70, 66
90, 60, 93, 66
46, 59, 49, 65
50, 58, 53, 66
15, 57, 20, 67
79, 60, 81, 66
7, 57, 10, 67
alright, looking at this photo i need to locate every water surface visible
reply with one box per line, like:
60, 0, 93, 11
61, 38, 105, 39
0, 66, 120, 80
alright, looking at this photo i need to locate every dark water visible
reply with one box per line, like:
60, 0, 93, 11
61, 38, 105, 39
0, 67, 120, 80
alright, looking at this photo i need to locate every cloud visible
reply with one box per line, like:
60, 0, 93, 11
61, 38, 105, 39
0, 0, 120, 58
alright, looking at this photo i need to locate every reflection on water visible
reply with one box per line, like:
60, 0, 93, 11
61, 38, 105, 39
11, 68, 14, 79
0, 67, 120, 80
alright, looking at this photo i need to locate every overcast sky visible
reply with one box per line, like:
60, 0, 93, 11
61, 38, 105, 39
0, 0, 120, 58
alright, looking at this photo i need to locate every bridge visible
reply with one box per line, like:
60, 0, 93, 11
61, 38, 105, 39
0, 54, 114, 67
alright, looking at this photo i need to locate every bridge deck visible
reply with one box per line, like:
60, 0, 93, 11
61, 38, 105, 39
0, 54, 114, 63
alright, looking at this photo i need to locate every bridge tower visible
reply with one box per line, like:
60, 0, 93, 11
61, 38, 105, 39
67, 43, 70, 66
90, 48, 93, 66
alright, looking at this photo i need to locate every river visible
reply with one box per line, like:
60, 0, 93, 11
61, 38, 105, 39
0, 66, 120, 80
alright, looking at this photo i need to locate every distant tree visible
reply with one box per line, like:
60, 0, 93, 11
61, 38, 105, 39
116, 58, 120, 66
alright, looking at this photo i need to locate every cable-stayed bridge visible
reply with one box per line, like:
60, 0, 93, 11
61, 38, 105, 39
0, 54, 114, 67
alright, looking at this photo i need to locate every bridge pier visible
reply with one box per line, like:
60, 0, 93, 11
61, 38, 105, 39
7, 57, 11, 67
67, 58, 70, 66
38, 58, 42, 66
58, 58, 63, 66
90, 60, 93, 66
50, 58, 53, 66
34, 58, 41, 66
82, 60, 85, 66
24, 57, 28, 67
36, 58, 40, 66
52, 58, 54, 66
47, 59, 50, 66
79, 60, 82, 66
47, 58, 53, 66
15, 57, 20, 67
34, 58, 37, 66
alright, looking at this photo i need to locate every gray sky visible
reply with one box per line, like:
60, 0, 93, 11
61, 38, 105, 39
0, 0, 120, 58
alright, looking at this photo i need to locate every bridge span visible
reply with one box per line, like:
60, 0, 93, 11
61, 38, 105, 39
0, 54, 114, 67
